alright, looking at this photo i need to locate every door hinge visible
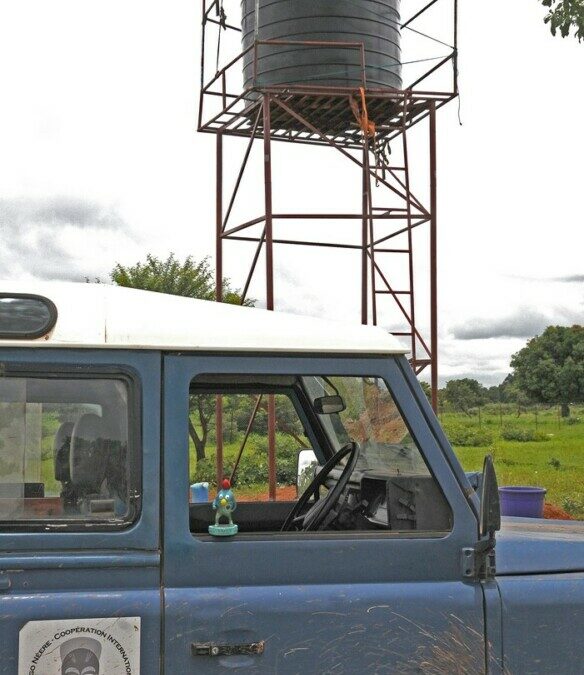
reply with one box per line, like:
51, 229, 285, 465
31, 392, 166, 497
462, 538, 496, 580
191, 641, 265, 658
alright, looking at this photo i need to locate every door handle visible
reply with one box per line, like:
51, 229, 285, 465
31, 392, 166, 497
0, 575, 11, 591
191, 642, 265, 657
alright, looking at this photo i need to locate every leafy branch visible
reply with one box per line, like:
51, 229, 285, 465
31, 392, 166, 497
541, 0, 584, 41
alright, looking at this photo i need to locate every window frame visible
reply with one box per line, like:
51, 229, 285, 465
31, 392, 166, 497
0, 362, 142, 532
188, 372, 453, 538
0, 293, 58, 340
165, 354, 481, 591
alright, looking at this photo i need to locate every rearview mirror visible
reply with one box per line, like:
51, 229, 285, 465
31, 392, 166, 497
297, 448, 318, 495
312, 395, 345, 415
479, 455, 501, 538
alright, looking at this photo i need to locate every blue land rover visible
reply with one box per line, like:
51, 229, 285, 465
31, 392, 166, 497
0, 281, 582, 674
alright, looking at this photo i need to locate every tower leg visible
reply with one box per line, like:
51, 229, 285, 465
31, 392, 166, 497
215, 133, 224, 483
430, 102, 439, 412
263, 95, 274, 312
361, 141, 369, 325
263, 94, 277, 500
216, 133, 223, 301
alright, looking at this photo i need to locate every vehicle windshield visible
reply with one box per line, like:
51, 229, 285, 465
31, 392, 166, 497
302, 375, 429, 475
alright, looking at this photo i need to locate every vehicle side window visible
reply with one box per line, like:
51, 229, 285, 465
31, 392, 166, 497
189, 391, 312, 503
0, 375, 137, 527
188, 375, 452, 536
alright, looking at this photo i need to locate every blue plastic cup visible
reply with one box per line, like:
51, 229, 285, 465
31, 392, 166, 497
499, 486, 547, 518
190, 482, 210, 503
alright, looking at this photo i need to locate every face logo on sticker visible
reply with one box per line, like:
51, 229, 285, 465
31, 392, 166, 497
18, 617, 141, 675
60, 637, 101, 675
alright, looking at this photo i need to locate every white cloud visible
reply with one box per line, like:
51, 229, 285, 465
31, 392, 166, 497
451, 306, 583, 340
0, 197, 136, 281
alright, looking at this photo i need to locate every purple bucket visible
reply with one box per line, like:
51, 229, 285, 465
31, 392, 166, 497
499, 486, 547, 518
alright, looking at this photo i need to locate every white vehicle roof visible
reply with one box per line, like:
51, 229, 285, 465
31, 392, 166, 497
0, 281, 407, 355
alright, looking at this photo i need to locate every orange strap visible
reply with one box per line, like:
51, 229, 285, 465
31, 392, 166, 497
350, 87, 376, 139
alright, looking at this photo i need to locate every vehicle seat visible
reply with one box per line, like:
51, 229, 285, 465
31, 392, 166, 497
70, 413, 117, 514
53, 421, 74, 483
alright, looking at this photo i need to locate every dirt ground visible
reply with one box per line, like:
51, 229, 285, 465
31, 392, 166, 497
543, 502, 573, 520
238, 485, 297, 502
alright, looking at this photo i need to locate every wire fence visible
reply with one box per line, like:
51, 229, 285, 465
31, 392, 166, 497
437, 404, 583, 432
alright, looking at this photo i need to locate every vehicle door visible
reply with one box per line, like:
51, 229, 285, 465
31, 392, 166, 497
163, 353, 492, 674
0, 348, 161, 675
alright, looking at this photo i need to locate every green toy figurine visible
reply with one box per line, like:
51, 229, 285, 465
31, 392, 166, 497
209, 477, 238, 536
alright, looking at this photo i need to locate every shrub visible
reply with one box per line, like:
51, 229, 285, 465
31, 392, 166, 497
192, 458, 218, 486
192, 432, 302, 487
548, 457, 562, 470
481, 403, 517, 416
247, 432, 301, 458
443, 424, 493, 447
501, 427, 549, 442
562, 495, 584, 516
566, 417, 581, 426
498, 458, 518, 467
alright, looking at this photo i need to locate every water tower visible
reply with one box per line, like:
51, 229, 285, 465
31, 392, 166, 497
198, 1, 458, 487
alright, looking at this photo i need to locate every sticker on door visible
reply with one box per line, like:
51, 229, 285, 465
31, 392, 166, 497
18, 616, 141, 675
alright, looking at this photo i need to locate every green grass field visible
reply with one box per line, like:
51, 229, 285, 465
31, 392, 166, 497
441, 405, 584, 518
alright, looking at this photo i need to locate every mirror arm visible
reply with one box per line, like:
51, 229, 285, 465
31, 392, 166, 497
462, 530, 497, 580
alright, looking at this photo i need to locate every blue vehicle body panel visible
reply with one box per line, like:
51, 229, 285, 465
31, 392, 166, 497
497, 518, 584, 575
166, 582, 486, 674
498, 573, 584, 675
1, 344, 582, 673
482, 580, 504, 673
0, 348, 161, 674
162, 354, 487, 673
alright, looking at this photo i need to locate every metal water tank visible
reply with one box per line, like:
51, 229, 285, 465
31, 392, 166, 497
241, 0, 402, 91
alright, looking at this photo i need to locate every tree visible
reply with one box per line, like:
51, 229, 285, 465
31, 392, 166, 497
540, 0, 584, 42
485, 376, 530, 413
511, 325, 584, 417
110, 252, 253, 306
246, 395, 306, 445
111, 253, 255, 458
486, 384, 504, 404
419, 381, 432, 403
500, 379, 533, 417
443, 378, 488, 415
188, 395, 216, 462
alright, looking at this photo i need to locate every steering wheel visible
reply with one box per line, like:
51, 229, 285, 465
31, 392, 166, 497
281, 442, 360, 532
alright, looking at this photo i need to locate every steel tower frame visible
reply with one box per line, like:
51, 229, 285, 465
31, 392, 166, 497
197, 0, 458, 494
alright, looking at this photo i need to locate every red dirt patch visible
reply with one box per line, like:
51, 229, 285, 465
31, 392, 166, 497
238, 485, 297, 502
543, 502, 573, 520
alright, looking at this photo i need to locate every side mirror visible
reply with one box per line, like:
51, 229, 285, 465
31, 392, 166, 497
297, 448, 318, 495
313, 395, 345, 415
479, 455, 501, 538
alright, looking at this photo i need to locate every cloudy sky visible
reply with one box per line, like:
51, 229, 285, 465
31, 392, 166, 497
0, 0, 582, 386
